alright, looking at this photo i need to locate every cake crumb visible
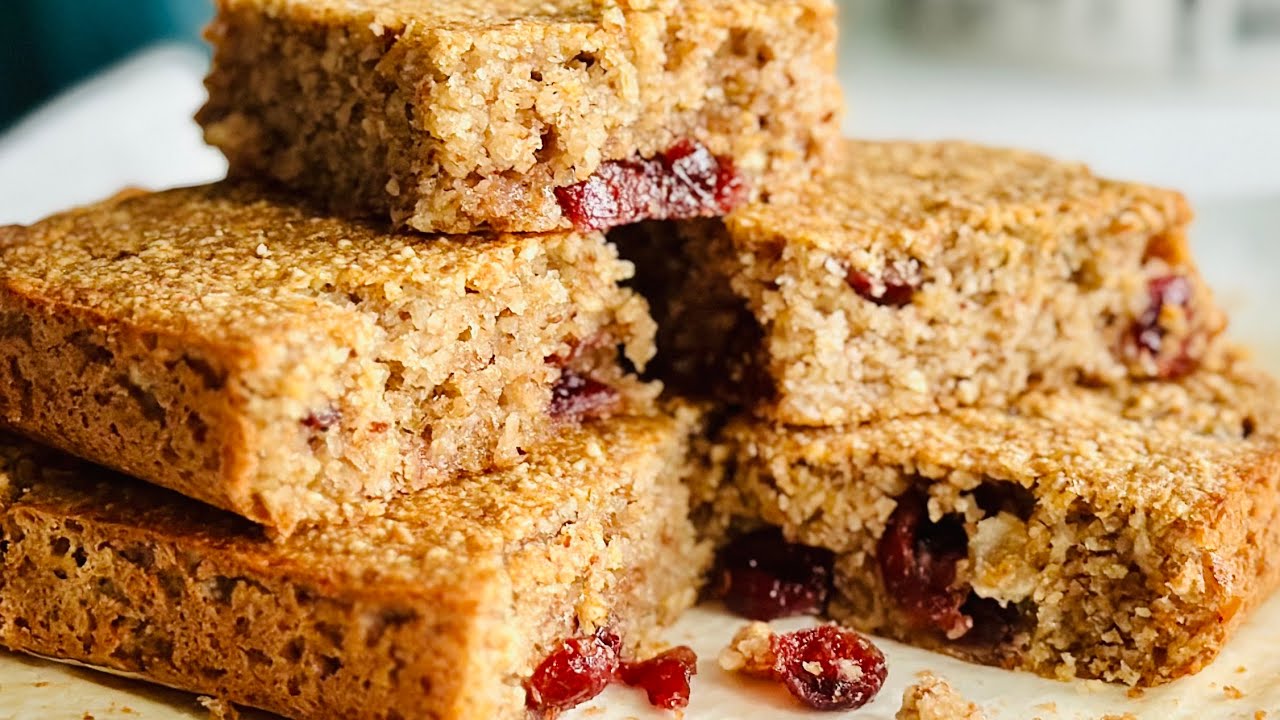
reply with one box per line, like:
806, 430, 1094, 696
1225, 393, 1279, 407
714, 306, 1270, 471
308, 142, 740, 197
1126, 686, 1146, 699
1099, 714, 1138, 720
197, 696, 241, 720
896, 673, 986, 720
1254, 710, 1267, 720
32, 681, 49, 688
718, 621, 775, 678
1224, 685, 1245, 700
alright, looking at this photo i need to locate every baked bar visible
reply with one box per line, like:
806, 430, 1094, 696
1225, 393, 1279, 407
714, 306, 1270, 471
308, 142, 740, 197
0, 183, 657, 534
697, 350, 1280, 686
0, 409, 708, 720
197, 0, 842, 234
618, 140, 1226, 425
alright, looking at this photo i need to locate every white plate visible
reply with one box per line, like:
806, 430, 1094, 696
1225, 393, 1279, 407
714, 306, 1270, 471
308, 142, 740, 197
0, 43, 1278, 720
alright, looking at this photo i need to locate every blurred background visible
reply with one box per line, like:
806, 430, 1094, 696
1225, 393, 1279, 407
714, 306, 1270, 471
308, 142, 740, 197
0, 0, 210, 129
0, 0, 1277, 359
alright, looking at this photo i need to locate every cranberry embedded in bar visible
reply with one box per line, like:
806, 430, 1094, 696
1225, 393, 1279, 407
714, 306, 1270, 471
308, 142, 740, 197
617, 140, 1226, 426
696, 353, 1280, 686
199, 0, 841, 234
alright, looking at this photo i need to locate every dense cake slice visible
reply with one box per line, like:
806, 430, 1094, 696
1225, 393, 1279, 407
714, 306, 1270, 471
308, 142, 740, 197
618, 140, 1226, 425
0, 409, 708, 720
197, 0, 841, 234
696, 350, 1280, 686
0, 183, 657, 534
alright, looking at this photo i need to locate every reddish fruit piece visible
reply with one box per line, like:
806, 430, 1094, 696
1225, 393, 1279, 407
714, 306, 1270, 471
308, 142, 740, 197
526, 628, 621, 714
301, 407, 340, 431
555, 140, 748, 231
877, 490, 973, 639
771, 626, 887, 711
549, 369, 620, 421
846, 260, 920, 307
1131, 274, 1197, 378
619, 646, 699, 710
971, 480, 1036, 521
716, 528, 835, 621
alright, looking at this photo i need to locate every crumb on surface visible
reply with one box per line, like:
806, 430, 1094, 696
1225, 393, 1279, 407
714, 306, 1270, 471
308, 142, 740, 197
197, 696, 241, 720
718, 621, 776, 678
1126, 687, 1145, 699
896, 673, 986, 720
1224, 685, 1245, 700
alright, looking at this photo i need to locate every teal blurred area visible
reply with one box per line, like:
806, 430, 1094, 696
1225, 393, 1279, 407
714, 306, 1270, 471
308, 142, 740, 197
0, 0, 211, 129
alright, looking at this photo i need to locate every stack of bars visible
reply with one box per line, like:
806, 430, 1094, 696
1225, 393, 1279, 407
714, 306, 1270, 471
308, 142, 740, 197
0, 1, 1276, 719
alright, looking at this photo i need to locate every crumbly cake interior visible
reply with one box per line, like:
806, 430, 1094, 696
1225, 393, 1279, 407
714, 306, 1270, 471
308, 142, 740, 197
696, 351, 1280, 686
618, 141, 1226, 426
0, 183, 657, 533
0, 409, 708, 720
199, 0, 841, 233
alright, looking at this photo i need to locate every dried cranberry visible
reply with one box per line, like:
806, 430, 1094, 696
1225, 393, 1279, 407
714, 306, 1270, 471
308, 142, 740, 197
619, 646, 698, 710
877, 490, 973, 639
847, 260, 920, 307
301, 407, 341, 431
1130, 274, 1197, 378
555, 140, 748, 231
771, 626, 887, 711
526, 628, 621, 715
549, 369, 620, 422
971, 480, 1035, 521
958, 595, 1024, 647
715, 528, 835, 621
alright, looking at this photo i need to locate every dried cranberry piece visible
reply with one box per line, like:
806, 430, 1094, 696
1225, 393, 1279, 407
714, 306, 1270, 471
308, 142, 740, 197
715, 528, 835, 621
526, 628, 622, 715
847, 260, 920, 307
555, 140, 748, 231
549, 369, 620, 422
301, 407, 341, 431
877, 490, 973, 639
1130, 274, 1197, 378
971, 480, 1035, 522
958, 595, 1023, 647
618, 646, 698, 710
771, 626, 887, 711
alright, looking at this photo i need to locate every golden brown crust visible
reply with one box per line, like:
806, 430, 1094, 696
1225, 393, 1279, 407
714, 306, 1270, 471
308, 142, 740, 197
697, 351, 1280, 686
620, 140, 1226, 426
0, 183, 659, 533
0, 409, 709, 720
197, 0, 842, 233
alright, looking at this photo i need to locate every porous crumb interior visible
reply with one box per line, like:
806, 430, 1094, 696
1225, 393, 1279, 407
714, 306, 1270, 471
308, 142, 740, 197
618, 141, 1226, 426
0, 409, 708, 720
198, 0, 841, 233
0, 184, 657, 532
697, 352, 1280, 686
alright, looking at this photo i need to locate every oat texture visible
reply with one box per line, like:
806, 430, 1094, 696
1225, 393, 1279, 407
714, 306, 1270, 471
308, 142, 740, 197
696, 349, 1280, 686
896, 673, 986, 720
619, 140, 1225, 425
198, 0, 842, 233
0, 182, 657, 534
0, 408, 708, 720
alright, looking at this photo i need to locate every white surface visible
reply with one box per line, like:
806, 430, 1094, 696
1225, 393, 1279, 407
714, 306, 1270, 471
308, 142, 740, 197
1, 41, 1279, 720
